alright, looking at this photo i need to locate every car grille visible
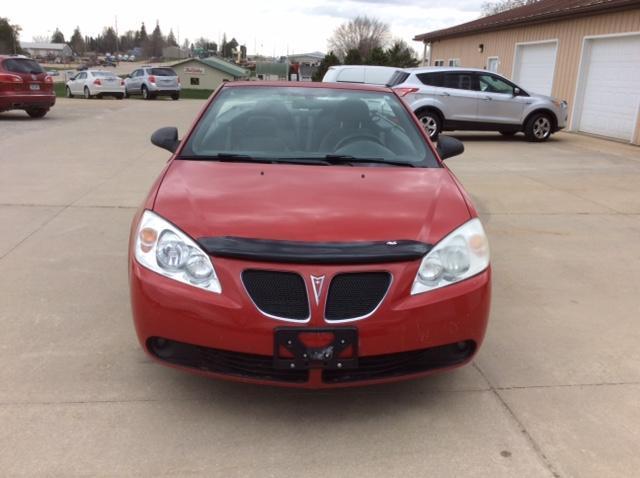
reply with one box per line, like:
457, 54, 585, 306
325, 272, 391, 321
242, 270, 309, 321
323, 341, 476, 383
147, 337, 309, 383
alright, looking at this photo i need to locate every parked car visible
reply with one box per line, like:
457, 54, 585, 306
389, 67, 568, 142
65, 70, 125, 99
0, 55, 55, 118
129, 81, 491, 388
323, 65, 398, 86
124, 67, 180, 100
128, 55, 136, 62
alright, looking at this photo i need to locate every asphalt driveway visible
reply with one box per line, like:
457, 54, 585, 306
1, 99, 639, 477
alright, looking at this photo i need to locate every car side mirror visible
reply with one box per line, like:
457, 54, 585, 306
151, 127, 180, 153
513, 87, 521, 96
436, 135, 464, 160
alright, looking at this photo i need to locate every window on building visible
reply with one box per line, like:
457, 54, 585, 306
190, 77, 200, 86
448, 59, 461, 67
434, 59, 445, 67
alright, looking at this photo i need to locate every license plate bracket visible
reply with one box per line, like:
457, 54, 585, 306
274, 327, 358, 370
30, 84, 40, 90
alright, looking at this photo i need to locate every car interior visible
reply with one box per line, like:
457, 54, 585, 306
185, 90, 433, 164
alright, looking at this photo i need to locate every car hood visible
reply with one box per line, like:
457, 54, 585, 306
153, 160, 471, 245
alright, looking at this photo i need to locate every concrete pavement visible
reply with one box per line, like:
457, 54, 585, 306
0, 98, 639, 477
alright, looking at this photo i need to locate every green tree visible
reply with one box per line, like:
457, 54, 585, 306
0, 17, 22, 54
51, 28, 65, 43
102, 27, 118, 53
70, 27, 85, 55
147, 22, 165, 57
344, 48, 363, 65
313, 51, 341, 81
167, 29, 178, 47
134, 22, 148, 48
385, 40, 419, 68
365, 46, 387, 66
222, 37, 238, 58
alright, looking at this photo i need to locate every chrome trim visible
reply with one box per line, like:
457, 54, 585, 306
241, 269, 311, 324
324, 272, 393, 324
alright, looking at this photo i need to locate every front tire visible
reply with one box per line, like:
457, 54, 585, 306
524, 113, 553, 142
142, 85, 151, 100
26, 108, 48, 118
417, 110, 442, 140
171, 93, 179, 101
83, 87, 92, 99
65, 86, 73, 98
117, 94, 124, 100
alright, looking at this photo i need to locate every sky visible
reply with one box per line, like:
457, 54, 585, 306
5, 0, 484, 56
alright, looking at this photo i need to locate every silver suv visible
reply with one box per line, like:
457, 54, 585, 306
389, 67, 568, 142
124, 66, 180, 100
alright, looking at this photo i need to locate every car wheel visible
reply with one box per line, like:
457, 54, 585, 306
500, 131, 516, 136
65, 86, 73, 98
142, 85, 150, 100
417, 111, 442, 140
525, 113, 552, 142
117, 94, 124, 100
171, 93, 180, 101
26, 108, 48, 118
84, 87, 92, 99
124, 91, 130, 98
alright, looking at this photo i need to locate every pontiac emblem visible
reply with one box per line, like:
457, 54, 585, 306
310, 275, 325, 305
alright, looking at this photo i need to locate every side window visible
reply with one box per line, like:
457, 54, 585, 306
337, 68, 364, 83
79, 72, 86, 80
443, 73, 473, 90
416, 72, 445, 87
477, 74, 514, 94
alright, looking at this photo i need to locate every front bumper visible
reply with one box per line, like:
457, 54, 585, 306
130, 257, 491, 388
0, 91, 56, 112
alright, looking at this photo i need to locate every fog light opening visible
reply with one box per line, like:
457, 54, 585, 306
150, 337, 174, 359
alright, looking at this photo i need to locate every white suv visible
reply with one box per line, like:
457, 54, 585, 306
389, 67, 568, 142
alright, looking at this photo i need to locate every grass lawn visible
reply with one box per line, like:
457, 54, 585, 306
53, 83, 212, 100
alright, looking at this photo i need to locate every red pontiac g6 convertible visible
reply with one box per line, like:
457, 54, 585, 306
129, 82, 491, 388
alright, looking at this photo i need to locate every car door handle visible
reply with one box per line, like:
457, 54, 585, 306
482, 96, 492, 101
441, 91, 450, 96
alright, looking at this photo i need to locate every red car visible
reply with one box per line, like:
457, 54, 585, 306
129, 82, 491, 388
0, 55, 55, 118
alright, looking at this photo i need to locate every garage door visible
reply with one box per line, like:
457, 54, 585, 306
576, 35, 640, 142
513, 42, 558, 96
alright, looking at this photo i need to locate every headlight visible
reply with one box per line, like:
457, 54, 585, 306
411, 218, 489, 295
134, 210, 221, 293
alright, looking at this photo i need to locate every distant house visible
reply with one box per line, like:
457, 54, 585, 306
20, 42, 73, 60
287, 51, 325, 65
413, 0, 640, 144
171, 57, 249, 89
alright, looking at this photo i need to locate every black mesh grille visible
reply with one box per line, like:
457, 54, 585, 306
325, 272, 391, 321
147, 338, 308, 383
323, 341, 476, 383
242, 270, 309, 320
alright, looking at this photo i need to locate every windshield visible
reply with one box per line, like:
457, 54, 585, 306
181, 87, 437, 167
3, 58, 44, 74
92, 71, 118, 78
150, 68, 176, 76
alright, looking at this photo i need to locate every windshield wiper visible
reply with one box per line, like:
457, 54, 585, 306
324, 154, 415, 167
178, 154, 331, 166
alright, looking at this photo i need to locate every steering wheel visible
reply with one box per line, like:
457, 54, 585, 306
334, 133, 385, 151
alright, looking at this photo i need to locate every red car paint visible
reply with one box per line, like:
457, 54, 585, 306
0, 56, 55, 117
129, 82, 491, 388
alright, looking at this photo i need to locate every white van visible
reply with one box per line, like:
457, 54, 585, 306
322, 65, 400, 86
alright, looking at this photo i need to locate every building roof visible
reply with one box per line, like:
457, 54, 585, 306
20, 42, 70, 51
287, 51, 325, 60
171, 57, 249, 77
414, 0, 640, 42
